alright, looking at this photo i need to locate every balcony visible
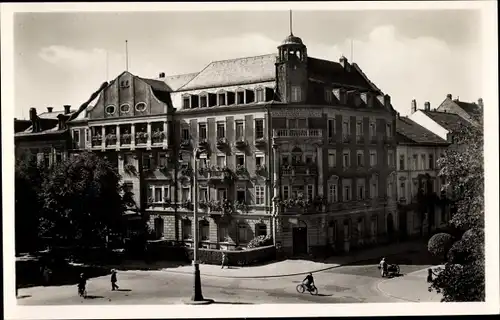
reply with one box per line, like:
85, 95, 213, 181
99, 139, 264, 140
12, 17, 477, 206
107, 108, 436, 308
151, 131, 165, 144
281, 164, 318, 176
369, 135, 378, 144
180, 139, 191, 150
135, 132, 148, 145
342, 134, 351, 143
105, 134, 117, 147
255, 138, 266, 148
273, 129, 322, 138
207, 166, 235, 184
356, 135, 365, 144
216, 137, 229, 150
235, 139, 247, 149
91, 136, 102, 147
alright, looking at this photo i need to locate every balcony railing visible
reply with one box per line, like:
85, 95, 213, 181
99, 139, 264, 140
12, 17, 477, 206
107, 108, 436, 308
342, 134, 350, 143
273, 129, 322, 138
281, 164, 318, 176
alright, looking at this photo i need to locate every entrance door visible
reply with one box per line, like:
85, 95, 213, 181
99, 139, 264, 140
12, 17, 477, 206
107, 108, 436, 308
292, 220, 308, 255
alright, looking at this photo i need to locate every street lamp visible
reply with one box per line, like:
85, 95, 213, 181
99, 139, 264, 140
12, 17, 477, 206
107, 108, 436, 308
191, 147, 204, 301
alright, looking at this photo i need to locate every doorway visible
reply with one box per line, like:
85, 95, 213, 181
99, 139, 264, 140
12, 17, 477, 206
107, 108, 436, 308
292, 220, 308, 256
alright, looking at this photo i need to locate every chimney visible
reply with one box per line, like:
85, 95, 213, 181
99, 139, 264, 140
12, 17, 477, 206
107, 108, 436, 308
159, 72, 166, 78
339, 56, 350, 71
411, 99, 417, 114
29, 108, 38, 132
64, 105, 71, 115
424, 101, 431, 111
384, 94, 391, 109
446, 93, 452, 99
47, 107, 53, 113
478, 98, 483, 108
57, 114, 65, 130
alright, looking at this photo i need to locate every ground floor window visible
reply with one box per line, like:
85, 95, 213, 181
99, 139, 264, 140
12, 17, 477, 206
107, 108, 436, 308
238, 224, 249, 243
357, 218, 364, 240
182, 219, 192, 240
255, 186, 265, 205
255, 223, 267, 237
219, 224, 229, 242
327, 221, 337, 244
199, 220, 209, 241
154, 217, 164, 239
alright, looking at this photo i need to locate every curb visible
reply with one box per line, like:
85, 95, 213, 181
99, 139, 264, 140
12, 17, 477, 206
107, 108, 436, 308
161, 247, 422, 279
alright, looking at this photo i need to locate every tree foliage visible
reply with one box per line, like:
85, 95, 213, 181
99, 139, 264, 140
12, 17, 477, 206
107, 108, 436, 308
427, 233, 454, 260
429, 110, 484, 302
39, 151, 128, 248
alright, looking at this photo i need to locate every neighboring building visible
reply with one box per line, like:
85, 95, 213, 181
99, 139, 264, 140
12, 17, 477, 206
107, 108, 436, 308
395, 115, 450, 239
436, 93, 483, 125
408, 99, 474, 143
14, 119, 32, 133
21, 31, 399, 257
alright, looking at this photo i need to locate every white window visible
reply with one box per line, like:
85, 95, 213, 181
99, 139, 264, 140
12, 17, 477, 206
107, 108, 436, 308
199, 187, 208, 202
199, 123, 207, 140
327, 119, 336, 138
84, 129, 89, 145
73, 129, 80, 144
342, 150, 350, 168
235, 121, 244, 140
421, 154, 426, 170
283, 186, 289, 199
256, 154, 265, 167
255, 186, 265, 205
371, 179, 379, 198
386, 123, 392, 138
181, 127, 190, 141
238, 225, 249, 243
387, 150, 394, 167
291, 86, 302, 102
357, 179, 365, 200
328, 221, 337, 244
200, 221, 209, 240
236, 154, 245, 166
370, 151, 377, 167
328, 150, 336, 168
307, 185, 314, 200
217, 188, 227, 200
328, 184, 338, 203
342, 120, 350, 135
256, 88, 265, 102
255, 119, 264, 139
216, 122, 225, 139
216, 155, 226, 167
369, 121, 376, 137
413, 154, 418, 170
344, 185, 351, 202
181, 187, 190, 202
356, 120, 363, 136
387, 182, 394, 198
400, 182, 406, 200
356, 150, 364, 167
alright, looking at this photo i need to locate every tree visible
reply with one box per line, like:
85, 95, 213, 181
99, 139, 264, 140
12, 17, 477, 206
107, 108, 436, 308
428, 110, 484, 302
40, 151, 127, 248
428, 233, 454, 261
15, 152, 46, 253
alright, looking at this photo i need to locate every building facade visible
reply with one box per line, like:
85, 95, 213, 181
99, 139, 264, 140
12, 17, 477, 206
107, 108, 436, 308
22, 32, 399, 256
395, 115, 450, 239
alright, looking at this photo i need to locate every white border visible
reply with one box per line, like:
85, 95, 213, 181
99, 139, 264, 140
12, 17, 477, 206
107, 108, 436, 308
2, 1, 499, 319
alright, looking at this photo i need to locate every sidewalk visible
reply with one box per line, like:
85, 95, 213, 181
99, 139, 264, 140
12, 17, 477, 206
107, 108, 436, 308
161, 240, 426, 279
376, 266, 444, 302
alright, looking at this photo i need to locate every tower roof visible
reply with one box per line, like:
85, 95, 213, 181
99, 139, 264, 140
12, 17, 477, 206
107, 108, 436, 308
280, 34, 305, 46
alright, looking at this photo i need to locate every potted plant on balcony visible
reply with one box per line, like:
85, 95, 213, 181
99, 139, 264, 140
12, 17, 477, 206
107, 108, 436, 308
198, 138, 209, 150
106, 132, 117, 146
92, 134, 102, 146
152, 130, 164, 143
221, 199, 234, 216
198, 200, 208, 210
222, 167, 235, 183
235, 165, 248, 176
147, 197, 154, 207
136, 131, 148, 144
181, 200, 193, 210
255, 164, 266, 176
216, 137, 228, 149
124, 163, 137, 176
234, 200, 248, 212
163, 197, 172, 208
180, 166, 193, 177
180, 139, 191, 149
255, 138, 266, 148
121, 132, 131, 144
198, 167, 207, 175
235, 139, 247, 149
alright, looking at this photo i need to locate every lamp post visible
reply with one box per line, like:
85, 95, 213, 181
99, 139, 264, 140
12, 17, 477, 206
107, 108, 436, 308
191, 148, 204, 301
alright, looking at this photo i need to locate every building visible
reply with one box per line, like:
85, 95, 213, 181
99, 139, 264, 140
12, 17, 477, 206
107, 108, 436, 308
395, 115, 450, 239
21, 31, 399, 257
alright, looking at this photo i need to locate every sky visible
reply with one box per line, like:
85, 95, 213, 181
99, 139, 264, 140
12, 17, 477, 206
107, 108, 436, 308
13, 8, 483, 119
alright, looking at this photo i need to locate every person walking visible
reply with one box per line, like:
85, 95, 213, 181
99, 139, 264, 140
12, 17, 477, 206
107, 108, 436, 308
111, 269, 119, 291
221, 252, 228, 269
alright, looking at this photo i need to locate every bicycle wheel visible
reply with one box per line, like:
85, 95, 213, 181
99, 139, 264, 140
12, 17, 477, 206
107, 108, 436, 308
296, 284, 305, 293
309, 286, 318, 295
396, 265, 400, 274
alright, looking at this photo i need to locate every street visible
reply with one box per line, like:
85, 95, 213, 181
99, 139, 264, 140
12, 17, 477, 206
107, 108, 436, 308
17, 250, 437, 305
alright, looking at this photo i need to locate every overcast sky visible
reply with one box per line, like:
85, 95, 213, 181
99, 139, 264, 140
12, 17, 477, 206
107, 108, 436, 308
13, 8, 483, 118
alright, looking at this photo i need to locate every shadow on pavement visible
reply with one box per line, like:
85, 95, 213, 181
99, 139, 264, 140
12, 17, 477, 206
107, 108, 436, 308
116, 289, 131, 292
17, 295, 32, 299
212, 301, 254, 305
84, 295, 105, 299
316, 293, 333, 297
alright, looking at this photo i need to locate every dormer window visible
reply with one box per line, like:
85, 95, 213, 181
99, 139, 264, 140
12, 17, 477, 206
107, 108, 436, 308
236, 90, 245, 105
135, 102, 146, 112
227, 92, 235, 105
256, 88, 265, 102
200, 95, 208, 108
120, 104, 130, 113
105, 105, 116, 115
190, 95, 199, 108
246, 89, 255, 103
120, 80, 130, 88
218, 92, 226, 106
182, 96, 190, 109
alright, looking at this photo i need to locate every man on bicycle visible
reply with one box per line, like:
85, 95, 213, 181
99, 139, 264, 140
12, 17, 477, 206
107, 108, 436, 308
303, 273, 315, 291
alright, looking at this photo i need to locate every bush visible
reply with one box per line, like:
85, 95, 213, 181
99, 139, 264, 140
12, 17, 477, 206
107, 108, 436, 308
428, 233, 454, 260
247, 235, 273, 249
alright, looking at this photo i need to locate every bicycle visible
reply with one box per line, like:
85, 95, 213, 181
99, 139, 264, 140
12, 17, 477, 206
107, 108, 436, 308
296, 283, 318, 295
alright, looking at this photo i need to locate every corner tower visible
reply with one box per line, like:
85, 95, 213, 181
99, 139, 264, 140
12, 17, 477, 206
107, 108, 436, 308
275, 14, 308, 104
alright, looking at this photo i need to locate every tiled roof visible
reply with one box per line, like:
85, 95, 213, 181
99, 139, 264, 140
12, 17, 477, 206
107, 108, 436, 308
307, 57, 378, 91
454, 100, 481, 117
421, 110, 470, 132
396, 116, 448, 145
177, 54, 277, 91
138, 77, 171, 92
162, 73, 199, 91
